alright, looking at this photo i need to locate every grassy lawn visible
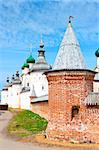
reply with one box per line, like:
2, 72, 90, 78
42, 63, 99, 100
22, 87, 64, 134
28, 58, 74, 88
7, 110, 48, 137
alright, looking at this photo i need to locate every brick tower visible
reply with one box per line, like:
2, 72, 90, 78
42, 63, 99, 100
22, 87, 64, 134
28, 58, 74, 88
45, 18, 95, 142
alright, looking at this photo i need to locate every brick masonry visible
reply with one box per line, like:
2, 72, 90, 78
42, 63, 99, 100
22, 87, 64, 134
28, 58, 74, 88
46, 70, 99, 143
30, 101, 49, 120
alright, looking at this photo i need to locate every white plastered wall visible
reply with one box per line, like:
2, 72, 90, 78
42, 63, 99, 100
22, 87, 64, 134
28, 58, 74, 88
20, 91, 30, 110
93, 81, 99, 92
30, 71, 48, 97
1, 90, 8, 104
10, 84, 22, 108
22, 74, 30, 88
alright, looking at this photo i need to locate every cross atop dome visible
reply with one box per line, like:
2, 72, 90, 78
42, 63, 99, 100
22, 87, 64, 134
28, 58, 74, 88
29, 43, 33, 54
40, 35, 44, 49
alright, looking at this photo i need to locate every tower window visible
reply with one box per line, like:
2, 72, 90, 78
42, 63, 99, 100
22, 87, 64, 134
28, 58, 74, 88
42, 86, 44, 90
27, 83, 29, 87
71, 106, 80, 120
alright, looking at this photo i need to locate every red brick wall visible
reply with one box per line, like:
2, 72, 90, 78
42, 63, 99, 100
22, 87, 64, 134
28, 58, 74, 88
83, 106, 99, 143
46, 70, 99, 143
30, 101, 48, 120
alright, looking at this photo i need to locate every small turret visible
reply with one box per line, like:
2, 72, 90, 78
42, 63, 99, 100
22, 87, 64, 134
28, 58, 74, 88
93, 48, 99, 92
16, 71, 19, 78
37, 38, 46, 64
95, 48, 99, 72
12, 71, 21, 85
95, 48, 99, 58
26, 44, 35, 69
26, 54, 35, 69
31, 38, 51, 71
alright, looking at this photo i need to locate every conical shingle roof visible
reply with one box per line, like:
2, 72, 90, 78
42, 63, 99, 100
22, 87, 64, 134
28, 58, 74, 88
53, 20, 86, 70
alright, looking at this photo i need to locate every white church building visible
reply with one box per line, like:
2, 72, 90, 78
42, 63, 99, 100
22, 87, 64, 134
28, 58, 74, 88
1, 38, 51, 110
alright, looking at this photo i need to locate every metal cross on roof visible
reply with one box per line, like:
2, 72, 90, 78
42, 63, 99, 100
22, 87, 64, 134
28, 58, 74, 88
29, 43, 33, 54
69, 16, 74, 23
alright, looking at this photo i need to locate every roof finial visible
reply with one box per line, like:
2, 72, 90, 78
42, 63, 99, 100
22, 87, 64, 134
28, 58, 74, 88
29, 43, 33, 54
12, 74, 15, 81
40, 35, 44, 48
6, 77, 9, 83
69, 16, 74, 23
16, 71, 19, 78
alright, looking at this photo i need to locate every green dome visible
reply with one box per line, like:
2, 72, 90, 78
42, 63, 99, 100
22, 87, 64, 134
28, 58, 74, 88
95, 48, 99, 57
21, 62, 29, 69
24, 62, 29, 68
26, 54, 35, 63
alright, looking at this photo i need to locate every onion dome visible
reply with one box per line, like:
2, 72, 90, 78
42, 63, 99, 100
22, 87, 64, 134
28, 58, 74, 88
95, 48, 99, 57
26, 54, 35, 63
24, 62, 29, 68
21, 62, 29, 69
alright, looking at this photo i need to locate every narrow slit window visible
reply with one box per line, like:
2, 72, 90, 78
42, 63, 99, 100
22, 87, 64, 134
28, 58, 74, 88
72, 106, 80, 120
42, 86, 44, 90
27, 83, 29, 87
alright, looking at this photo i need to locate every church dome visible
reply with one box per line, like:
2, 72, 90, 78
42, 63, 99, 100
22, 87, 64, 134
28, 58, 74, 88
26, 54, 35, 63
21, 62, 29, 69
24, 62, 29, 68
95, 48, 99, 57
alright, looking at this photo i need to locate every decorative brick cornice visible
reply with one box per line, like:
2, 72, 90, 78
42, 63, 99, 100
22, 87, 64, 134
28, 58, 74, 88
46, 70, 95, 82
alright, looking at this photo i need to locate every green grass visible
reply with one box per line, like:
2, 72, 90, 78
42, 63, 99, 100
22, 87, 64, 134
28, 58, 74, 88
7, 110, 48, 137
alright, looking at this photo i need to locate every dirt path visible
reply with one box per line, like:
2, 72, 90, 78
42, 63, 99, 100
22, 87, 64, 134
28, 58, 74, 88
0, 110, 74, 150
0, 111, 98, 150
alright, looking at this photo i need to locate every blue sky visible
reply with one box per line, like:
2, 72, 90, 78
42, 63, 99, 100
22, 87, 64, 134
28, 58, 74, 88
0, 0, 99, 89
